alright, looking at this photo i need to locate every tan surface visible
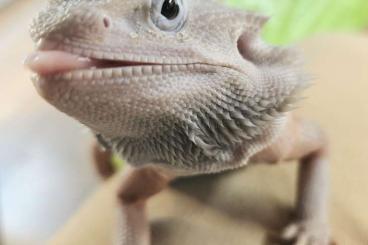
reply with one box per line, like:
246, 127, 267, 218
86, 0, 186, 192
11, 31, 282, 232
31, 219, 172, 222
47, 34, 368, 245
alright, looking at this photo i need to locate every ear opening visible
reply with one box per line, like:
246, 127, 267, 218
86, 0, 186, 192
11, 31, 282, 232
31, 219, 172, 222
237, 29, 301, 67
237, 31, 255, 63
235, 13, 269, 64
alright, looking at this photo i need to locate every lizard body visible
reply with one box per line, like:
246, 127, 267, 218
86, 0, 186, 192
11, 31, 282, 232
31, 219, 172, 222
26, 0, 331, 244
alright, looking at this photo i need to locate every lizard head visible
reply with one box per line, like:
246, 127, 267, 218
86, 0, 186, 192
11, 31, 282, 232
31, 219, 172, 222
26, 0, 306, 168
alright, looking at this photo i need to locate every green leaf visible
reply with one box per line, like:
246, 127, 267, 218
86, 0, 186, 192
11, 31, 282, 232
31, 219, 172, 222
225, 0, 368, 44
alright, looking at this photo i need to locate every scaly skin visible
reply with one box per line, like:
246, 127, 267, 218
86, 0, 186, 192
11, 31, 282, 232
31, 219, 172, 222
27, 0, 331, 244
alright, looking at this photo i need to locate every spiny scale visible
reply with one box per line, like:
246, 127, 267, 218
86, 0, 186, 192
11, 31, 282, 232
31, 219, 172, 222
31, 0, 308, 175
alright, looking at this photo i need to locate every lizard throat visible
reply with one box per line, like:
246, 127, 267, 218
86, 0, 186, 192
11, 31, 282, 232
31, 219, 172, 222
24, 50, 155, 76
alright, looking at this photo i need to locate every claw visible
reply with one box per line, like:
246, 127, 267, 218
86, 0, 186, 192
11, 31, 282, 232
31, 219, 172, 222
282, 223, 299, 240
295, 233, 308, 245
280, 221, 331, 245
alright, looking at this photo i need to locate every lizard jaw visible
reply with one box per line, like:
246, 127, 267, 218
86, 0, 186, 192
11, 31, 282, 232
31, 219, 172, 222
25, 38, 157, 76
24, 50, 155, 76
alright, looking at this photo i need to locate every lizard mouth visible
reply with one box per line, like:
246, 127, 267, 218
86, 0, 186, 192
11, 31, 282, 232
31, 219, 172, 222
25, 39, 156, 76
25, 50, 154, 76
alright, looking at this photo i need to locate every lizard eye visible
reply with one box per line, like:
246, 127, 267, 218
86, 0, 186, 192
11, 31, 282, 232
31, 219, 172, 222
161, 0, 180, 20
150, 0, 187, 32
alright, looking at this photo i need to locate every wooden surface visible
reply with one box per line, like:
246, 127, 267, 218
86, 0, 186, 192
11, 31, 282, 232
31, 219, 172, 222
48, 34, 368, 245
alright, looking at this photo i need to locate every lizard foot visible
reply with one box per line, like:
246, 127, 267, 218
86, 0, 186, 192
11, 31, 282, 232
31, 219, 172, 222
281, 220, 333, 245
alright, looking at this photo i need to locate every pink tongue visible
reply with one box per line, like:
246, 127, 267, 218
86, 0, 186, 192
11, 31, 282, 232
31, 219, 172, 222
24, 51, 95, 75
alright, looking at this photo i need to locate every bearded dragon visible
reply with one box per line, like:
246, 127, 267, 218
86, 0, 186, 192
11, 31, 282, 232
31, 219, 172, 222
25, 0, 331, 244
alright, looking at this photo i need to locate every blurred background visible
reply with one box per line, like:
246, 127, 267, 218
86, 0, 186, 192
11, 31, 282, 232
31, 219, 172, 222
0, 0, 367, 245
0, 1, 100, 244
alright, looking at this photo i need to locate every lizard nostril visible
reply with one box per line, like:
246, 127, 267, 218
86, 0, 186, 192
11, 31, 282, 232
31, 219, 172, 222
102, 16, 111, 29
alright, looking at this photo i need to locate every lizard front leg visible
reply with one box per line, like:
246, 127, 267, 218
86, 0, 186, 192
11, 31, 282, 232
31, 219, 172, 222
115, 166, 175, 245
251, 114, 330, 245
282, 147, 330, 245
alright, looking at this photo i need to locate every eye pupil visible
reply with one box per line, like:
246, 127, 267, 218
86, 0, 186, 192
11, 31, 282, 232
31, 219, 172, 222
161, 0, 180, 20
